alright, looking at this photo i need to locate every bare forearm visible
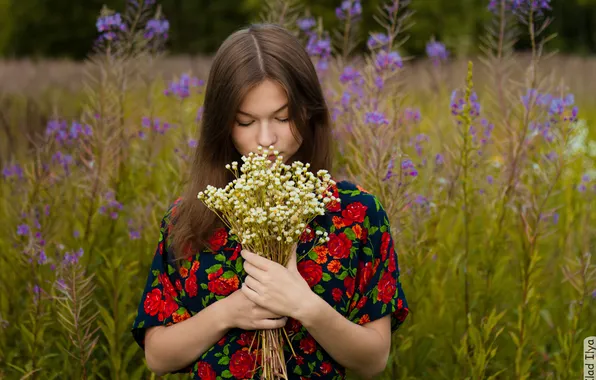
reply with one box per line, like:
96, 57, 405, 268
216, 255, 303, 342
297, 295, 387, 379
145, 298, 232, 375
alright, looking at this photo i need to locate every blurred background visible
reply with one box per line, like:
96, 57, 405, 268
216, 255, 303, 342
1, 0, 596, 59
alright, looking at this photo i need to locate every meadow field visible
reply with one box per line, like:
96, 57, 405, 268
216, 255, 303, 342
0, 0, 595, 379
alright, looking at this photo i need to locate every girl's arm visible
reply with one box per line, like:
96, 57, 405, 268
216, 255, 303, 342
143, 297, 231, 376
297, 295, 392, 379
143, 289, 288, 375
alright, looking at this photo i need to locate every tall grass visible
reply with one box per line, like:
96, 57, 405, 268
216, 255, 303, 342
0, 0, 594, 379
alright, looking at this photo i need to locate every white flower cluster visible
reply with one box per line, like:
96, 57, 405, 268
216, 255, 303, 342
197, 146, 337, 253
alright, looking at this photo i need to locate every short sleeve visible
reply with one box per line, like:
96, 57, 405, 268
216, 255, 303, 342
131, 202, 193, 372
347, 197, 409, 332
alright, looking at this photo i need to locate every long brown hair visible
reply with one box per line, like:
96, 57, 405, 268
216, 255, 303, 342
170, 23, 334, 262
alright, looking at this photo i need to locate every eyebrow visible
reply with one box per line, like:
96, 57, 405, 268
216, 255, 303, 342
237, 104, 288, 118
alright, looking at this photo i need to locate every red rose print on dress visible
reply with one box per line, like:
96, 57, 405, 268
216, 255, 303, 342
325, 184, 341, 212
381, 232, 392, 261
328, 232, 352, 259
185, 273, 198, 298
356, 261, 374, 293
208, 275, 240, 296
238, 331, 257, 346
327, 260, 341, 273
208, 267, 223, 281
287, 317, 303, 333
159, 273, 177, 298
332, 288, 343, 302
344, 276, 355, 299
388, 248, 397, 273
341, 202, 367, 225
358, 314, 370, 324
299, 336, 317, 354
357, 295, 367, 309
172, 310, 190, 323
143, 288, 162, 317
320, 362, 333, 374
229, 349, 256, 379
377, 271, 397, 303
297, 260, 323, 287
299, 226, 315, 243
332, 216, 348, 229
395, 298, 409, 322
159, 295, 179, 321
208, 228, 228, 251
230, 244, 241, 261
196, 361, 216, 380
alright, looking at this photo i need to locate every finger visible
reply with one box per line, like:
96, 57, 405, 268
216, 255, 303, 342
243, 260, 267, 282
241, 282, 261, 305
244, 275, 264, 295
257, 317, 288, 330
241, 249, 270, 271
256, 307, 283, 320
286, 246, 298, 271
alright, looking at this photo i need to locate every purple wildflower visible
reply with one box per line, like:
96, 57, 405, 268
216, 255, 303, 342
450, 90, 481, 118
367, 33, 390, 51
364, 111, 389, 126
426, 40, 449, 65
374, 76, 384, 90
488, 0, 551, 14
339, 66, 363, 84
306, 34, 332, 59
17, 224, 30, 236
405, 108, 421, 123
383, 158, 396, 181
63, 248, 84, 266
552, 212, 559, 225
52, 152, 74, 174
145, 18, 169, 40
2, 164, 24, 180
435, 154, 444, 166
336, 0, 362, 20
188, 139, 198, 149
38, 250, 47, 265
375, 50, 403, 72
96, 12, 127, 41
46, 120, 92, 146
164, 73, 205, 99
402, 159, 418, 177
297, 17, 316, 32
341, 92, 351, 109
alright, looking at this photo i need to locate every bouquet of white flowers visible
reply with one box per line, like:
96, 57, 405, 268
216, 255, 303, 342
197, 145, 338, 379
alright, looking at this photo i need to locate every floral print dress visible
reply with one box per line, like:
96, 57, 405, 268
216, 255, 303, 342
131, 180, 409, 379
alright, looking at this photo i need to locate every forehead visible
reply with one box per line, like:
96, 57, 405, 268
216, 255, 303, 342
238, 79, 288, 115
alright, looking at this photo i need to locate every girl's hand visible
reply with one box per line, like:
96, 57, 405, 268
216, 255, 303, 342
221, 289, 288, 331
240, 247, 317, 321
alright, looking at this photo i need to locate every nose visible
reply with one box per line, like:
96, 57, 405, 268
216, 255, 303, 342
256, 121, 277, 148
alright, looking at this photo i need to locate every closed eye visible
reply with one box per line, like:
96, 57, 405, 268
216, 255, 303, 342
235, 118, 289, 127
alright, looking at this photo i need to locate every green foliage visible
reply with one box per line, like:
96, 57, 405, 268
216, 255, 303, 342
0, 0, 596, 379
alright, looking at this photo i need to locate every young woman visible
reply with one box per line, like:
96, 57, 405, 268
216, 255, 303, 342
131, 23, 409, 380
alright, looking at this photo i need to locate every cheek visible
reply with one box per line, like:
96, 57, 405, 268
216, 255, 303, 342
231, 127, 251, 151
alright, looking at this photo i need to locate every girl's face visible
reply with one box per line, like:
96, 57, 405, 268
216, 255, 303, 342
231, 79, 302, 163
